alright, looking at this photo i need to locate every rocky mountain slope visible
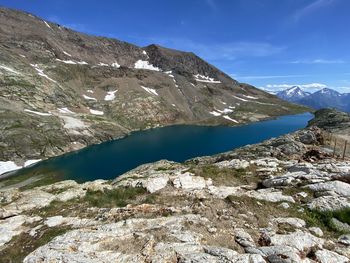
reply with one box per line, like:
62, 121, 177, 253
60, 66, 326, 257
276, 86, 350, 113
0, 7, 307, 170
0, 109, 349, 262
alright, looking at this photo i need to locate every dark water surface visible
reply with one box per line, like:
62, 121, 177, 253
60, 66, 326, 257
17, 113, 313, 182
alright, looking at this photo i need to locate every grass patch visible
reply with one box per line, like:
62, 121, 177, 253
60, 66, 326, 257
189, 165, 256, 186
0, 168, 65, 191
301, 208, 350, 234
83, 187, 148, 208
0, 226, 69, 263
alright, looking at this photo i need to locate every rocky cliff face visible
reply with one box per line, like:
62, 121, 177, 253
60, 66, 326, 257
0, 112, 349, 262
0, 7, 308, 168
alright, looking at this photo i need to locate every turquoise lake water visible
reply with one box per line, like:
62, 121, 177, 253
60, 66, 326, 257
17, 113, 313, 182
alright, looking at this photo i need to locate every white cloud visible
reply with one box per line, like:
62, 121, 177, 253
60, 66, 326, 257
235, 74, 310, 80
293, 0, 336, 22
291, 59, 345, 64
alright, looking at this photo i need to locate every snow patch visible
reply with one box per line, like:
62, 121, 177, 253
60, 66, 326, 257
242, 95, 258, 100
0, 65, 19, 75
20, 54, 26, 58
104, 90, 117, 101
209, 111, 222, 117
86, 90, 94, 94
90, 109, 104, 115
62, 51, 72, 57
233, 95, 248, 102
60, 116, 87, 129
111, 62, 120, 68
134, 60, 160, 71
83, 95, 97, 101
223, 115, 239, 123
24, 159, 41, 167
58, 108, 75, 114
141, 86, 158, 96
194, 74, 221, 83
142, 50, 147, 55
98, 62, 108, 67
77, 61, 88, 65
216, 108, 233, 114
56, 59, 76, 64
30, 64, 57, 83
24, 109, 52, 116
43, 21, 52, 29
0, 161, 22, 175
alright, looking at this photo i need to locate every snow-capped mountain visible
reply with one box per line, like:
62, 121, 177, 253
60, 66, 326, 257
276, 86, 310, 102
276, 87, 350, 112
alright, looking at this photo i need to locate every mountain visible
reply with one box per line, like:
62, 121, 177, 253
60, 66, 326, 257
276, 86, 310, 102
0, 7, 307, 166
276, 86, 350, 113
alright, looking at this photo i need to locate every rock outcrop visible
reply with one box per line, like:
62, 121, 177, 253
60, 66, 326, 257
1, 121, 350, 262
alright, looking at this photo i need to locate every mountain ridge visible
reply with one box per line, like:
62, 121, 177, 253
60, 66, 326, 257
0, 6, 308, 168
275, 86, 350, 112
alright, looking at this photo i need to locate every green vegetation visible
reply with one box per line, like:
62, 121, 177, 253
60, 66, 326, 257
83, 187, 148, 208
0, 168, 64, 191
0, 227, 69, 263
302, 208, 350, 234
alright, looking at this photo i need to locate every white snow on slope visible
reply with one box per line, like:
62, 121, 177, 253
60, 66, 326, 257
223, 115, 239, 123
142, 50, 147, 55
111, 62, 120, 68
242, 95, 258, 100
62, 51, 72, 57
83, 95, 97, 101
0, 161, 22, 175
98, 62, 109, 67
58, 108, 75, 114
216, 108, 233, 114
24, 109, 52, 116
60, 116, 87, 129
77, 61, 88, 65
233, 95, 248, 102
90, 109, 104, 115
194, 74, 221, 83
209, 111, 222, 117
141, 86, 158, 96
24, 159, 41, 167
134, 60, 160, 71
20, 54, 26, 58
0, 65, 19, 75
234, 95, 275, 106
104, 90, 117, 101
87, 90, 94, 94
44, 21, 52, 29
30, 64, 57, 83
56, 59, 77, 64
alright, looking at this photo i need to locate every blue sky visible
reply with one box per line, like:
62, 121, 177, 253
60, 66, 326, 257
1, 0, 350, 92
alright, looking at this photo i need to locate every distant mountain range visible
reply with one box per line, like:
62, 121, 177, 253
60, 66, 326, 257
272, 86, 350, 112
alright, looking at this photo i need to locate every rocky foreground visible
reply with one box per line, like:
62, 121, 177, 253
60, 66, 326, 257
0, 110, 350, 262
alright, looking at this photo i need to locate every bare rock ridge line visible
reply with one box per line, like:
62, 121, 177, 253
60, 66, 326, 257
0, 6, 308, 171
0, 109, 349, 262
